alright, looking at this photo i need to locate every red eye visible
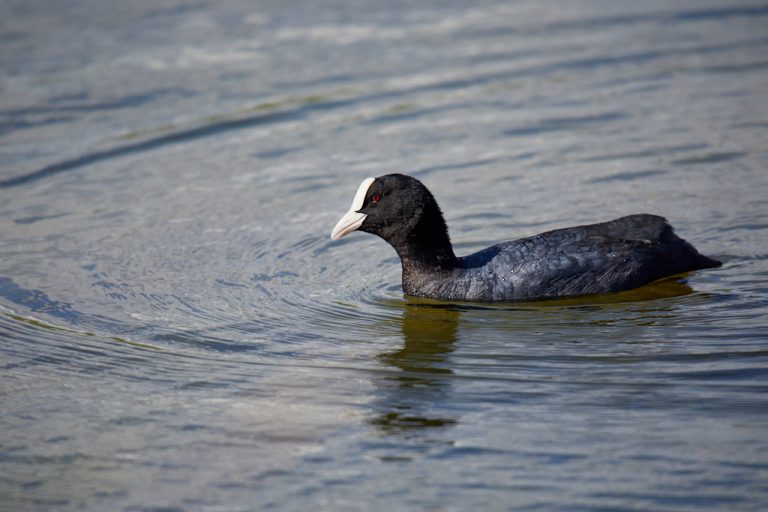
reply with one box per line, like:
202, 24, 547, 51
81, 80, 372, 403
372, 194, 381, 203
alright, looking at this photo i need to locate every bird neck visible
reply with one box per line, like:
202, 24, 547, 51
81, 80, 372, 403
389, 212, 458, 276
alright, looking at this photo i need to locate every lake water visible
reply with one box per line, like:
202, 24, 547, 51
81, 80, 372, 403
2, 1, 768, 510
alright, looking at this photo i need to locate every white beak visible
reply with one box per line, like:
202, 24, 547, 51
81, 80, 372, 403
330, 177, 375, 240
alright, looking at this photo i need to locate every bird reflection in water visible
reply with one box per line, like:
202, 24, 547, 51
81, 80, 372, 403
368, 276, 698, 435
370, 301, 460, 434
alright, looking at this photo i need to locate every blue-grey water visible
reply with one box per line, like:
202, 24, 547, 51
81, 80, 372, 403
2, 1, 768, 510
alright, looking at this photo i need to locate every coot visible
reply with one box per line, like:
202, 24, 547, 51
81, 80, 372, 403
330, 174, 721, 301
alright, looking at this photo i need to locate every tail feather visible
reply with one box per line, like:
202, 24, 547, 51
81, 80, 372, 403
676, 237, 721, 271
689, 246, 722, 270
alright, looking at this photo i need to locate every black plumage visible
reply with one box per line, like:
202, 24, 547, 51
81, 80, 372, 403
331, 173, 721, 301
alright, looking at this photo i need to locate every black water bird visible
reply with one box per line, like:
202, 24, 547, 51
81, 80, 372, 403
330, 174, 721, 301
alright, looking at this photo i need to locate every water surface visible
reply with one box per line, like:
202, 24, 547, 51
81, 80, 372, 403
2, 1, 768, 510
